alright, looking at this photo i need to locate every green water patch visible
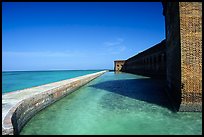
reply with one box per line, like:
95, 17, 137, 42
20, 72, 202, 135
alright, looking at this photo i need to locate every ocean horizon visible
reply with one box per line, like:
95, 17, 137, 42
2, 69, 109, 72
2, 69, 106, 94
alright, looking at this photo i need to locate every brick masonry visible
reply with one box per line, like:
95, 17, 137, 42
179, 2, 202, 111
114, 60, 125, 72
163, 2, 202, 111
121, 40, 166, 78
115, 2, 202, 112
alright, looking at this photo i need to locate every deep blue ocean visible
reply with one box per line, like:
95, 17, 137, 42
2, 70, 101, 94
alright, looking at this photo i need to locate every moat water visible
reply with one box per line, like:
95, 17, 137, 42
20, 72, 202, 135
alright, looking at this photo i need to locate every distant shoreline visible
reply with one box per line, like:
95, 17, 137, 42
2, 69, 110, 73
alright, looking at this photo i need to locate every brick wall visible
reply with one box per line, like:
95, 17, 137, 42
114, 2, 202, 112
164, 2, 182, 111
163, 2, 202, 111
179, 2, 202, 111
114, 60, 125, 71
122, 40, 166, 78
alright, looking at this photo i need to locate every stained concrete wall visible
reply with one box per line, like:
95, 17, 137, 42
2, 70, 107, 135
122, 40, 166, 78
163, 2, 202, 111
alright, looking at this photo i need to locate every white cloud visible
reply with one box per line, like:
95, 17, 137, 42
103, 38, 126, 54
104, 38, 124, 47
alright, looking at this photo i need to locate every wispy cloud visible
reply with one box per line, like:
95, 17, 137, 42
103, 38, 126, 54
104, 38, 124, 47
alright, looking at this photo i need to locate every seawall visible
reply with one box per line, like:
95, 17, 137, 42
2, 70, 107, 135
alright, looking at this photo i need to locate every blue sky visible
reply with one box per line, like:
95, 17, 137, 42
2, 2, 165, 71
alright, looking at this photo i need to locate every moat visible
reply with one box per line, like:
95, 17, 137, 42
20, 72, 202, 135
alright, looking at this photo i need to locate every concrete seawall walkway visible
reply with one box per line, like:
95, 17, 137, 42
2, 70, 107, 135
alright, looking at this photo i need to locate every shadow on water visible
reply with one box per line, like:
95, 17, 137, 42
89, 78, 174, 111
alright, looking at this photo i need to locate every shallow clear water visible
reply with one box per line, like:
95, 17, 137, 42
20, 72, 202, 135
2, 70, 101, 94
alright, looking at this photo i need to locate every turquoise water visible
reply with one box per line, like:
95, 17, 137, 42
2, 70, 101, 94
20, 72, 202, 135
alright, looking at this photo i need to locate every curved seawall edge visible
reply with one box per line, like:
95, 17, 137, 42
2, 70, 107, 135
